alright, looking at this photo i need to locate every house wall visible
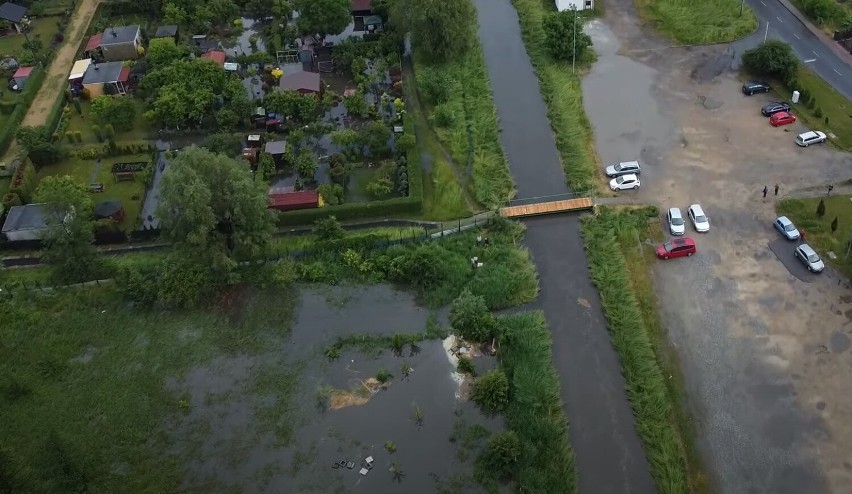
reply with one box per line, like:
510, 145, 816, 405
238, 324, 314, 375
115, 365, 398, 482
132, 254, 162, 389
555, 0, 594, 11
83, 82, 105, 98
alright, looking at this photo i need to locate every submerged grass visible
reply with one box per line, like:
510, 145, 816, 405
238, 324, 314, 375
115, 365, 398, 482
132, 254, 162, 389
634, 0, 758, 44
494, 311, 577, 493
510, 0, 600, 192
581, 207, 703, 494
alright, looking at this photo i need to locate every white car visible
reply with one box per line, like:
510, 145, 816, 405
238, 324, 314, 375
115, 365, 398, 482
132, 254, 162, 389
688, 204, 710, 232
667, 207, 685, 236
609, 174, 640, 191
796, 131, 827, 147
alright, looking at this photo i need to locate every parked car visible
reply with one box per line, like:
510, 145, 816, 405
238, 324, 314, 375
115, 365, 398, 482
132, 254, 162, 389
667, 207, 686, 236
742, 81, 771, 95
795, 243, 825, 273
761, 102, 792, 116
656, 237, 697, 260
769, 111, 797, 127
605, 160, 641, 177
795, 131, 827, 147
688, 204, 710, 232
773, 216, 800, 240
609, 173, 640, 191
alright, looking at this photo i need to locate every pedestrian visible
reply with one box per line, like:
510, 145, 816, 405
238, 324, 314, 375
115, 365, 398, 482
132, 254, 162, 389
827, 185, 834, 195
774, 184, 779, 196
762, 185, 768, 198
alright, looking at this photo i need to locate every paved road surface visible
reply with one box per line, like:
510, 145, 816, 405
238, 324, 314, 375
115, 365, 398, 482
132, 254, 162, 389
735, 0, 852, 101
473, 1, 656, 492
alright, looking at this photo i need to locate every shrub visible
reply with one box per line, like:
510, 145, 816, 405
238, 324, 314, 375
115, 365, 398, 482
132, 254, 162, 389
395, 133, 415, 153
542, 11, 593, 63
417, 68, 453, 104
376, 368, 393, 383
457, 355, 476, 375
2, 192, 22, 208
471, 369, 509, 415
816, 198, 826, 217
742, 41, 799, 82
366, 176, 394, 197
450, 289, 496, 342
431, 104, 455, 127
814, 107, 823, 118
475, 431, 521, 481
313, 216, 345, 240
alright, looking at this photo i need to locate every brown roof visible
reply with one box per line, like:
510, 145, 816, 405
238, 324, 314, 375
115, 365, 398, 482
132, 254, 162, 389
201, 50, 226, 66
278, 71, 320, 92
351, 0, 371, 11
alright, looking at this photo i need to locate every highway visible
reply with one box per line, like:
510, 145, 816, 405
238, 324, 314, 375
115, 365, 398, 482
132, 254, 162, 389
732, 0, 852, 101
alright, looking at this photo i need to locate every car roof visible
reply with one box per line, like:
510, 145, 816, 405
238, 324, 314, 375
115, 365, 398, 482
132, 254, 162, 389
746, 80, 768, 85
772, 111, 792, 117
799, 131, 820, 139
668, 207, 682, 217
689, 204, 704, 214
777, 215, 791, 224
799, 244, 817, 255
619, 160, 639, 167
620, 173, 638, 180
671, 237, 695, 246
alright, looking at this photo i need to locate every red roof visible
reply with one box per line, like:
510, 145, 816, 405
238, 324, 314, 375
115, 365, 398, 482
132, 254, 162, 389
118, 67, 130, 82
13, 66, 33, 78
201, 50, 226, 66
85, 33, 102, 52
268, 190, 319, 210
351, 0, 371, 11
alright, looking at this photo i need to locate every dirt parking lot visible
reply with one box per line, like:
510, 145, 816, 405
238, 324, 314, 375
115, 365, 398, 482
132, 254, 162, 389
584, 2, 852, 493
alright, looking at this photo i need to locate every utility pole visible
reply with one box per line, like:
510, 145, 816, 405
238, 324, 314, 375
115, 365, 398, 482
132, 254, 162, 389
740, 0, 744, 16
572, 7, 577, 75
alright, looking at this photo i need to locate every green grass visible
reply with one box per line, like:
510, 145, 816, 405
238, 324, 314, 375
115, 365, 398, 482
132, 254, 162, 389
510, 0, 600, 193
0, 16, 60, 58
36, 153, 150, 231
494, 311, 577, 493
581, 207, 702, 494
634, 0, 758, 44
63, 98, 153, 145
785, 67, 852, 150
778, 194, 852, 277
789, 0, 850, 30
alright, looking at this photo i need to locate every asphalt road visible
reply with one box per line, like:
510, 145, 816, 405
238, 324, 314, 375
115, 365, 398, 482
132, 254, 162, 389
736, 0, 852, 101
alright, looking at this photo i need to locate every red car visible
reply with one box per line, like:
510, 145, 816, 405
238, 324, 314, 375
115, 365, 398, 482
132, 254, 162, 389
769, 111, 797, 127
656, 237, 696, 260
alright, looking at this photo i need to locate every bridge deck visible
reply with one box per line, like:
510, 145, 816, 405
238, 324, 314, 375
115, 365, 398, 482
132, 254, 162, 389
499, 197, 594, 218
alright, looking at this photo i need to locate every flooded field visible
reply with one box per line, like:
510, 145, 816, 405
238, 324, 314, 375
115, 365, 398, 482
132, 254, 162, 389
168, 284, 495, 493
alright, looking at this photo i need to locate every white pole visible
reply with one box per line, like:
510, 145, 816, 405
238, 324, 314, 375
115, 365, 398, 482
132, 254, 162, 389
572, 8, 577, 74
764, 21, 770, 43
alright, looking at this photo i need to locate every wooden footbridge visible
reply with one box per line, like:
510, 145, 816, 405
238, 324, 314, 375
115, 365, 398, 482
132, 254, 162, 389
499, 192, 595, 219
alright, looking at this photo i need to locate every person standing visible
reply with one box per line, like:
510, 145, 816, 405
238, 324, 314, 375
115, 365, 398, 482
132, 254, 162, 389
827, 185, 834, 195
763, 185, 768, 198
774, 184, 779, 196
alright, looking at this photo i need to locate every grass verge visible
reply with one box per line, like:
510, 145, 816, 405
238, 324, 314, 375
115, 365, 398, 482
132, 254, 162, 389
509, 0, 600, 192
634, 0, 758, 44
784, 67, 852, 150
581, 207, 705, 494
778, 194, 852, 277
493, 310, 577, 493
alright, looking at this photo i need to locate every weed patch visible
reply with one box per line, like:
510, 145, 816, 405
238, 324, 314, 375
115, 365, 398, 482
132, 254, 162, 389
634, 0, 758, 44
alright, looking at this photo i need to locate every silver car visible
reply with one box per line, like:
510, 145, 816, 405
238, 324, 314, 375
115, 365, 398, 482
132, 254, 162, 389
667, 207, 685, 236
773, 216, 800, 240
795, 243, 825, 273
687, 204, 710, 233
605, 160, 641, 178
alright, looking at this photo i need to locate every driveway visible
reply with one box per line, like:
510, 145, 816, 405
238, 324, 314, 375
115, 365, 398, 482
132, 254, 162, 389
591, 1, 852, 492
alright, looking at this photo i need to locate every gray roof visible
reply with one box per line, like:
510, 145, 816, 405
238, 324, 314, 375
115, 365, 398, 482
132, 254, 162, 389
99, 25, 140, 46
82, 61, 124, 84
0, 2, 26, 23
265, 140, 286, 155
2, 203, 47, 233
94, 200, 123, 218
154, 25, 177, 37
278, 70, 320, 92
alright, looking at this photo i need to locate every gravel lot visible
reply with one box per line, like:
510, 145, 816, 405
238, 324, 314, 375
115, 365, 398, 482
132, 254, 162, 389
584, 3, 852, 493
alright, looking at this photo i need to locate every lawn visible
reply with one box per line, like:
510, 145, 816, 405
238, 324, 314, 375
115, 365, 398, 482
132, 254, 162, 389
510, 0, 601, 193
0, 16, 60, 59
581, 207, 706, 494
789, 0, 849, 31
778, 194, 852, 277
63, 98, 153, 145
784, 67, 852, 151
36, 153, 151, 231
633, 0, 758, 44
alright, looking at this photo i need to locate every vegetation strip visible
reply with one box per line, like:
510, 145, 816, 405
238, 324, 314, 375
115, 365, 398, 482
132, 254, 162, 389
581, 208, 694, 493
633, 0, 758, 44
509, 0, 599, 192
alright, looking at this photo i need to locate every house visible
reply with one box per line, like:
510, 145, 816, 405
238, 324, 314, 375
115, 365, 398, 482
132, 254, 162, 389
555, 0, 594, 11
153, 24, 178, 42
1, 203, 48, 241
97, 25, 143, 61
191, 34, 221, 54
268, 190, 320, 211
94, 200, 125, 222
278, 70, 321, 95
68, 58, 91, 90
264, 140, 287, 166
11, 66, 32, 90
0, 2, 27, 34
81, 61, 130, 97
201, 50, 226, 67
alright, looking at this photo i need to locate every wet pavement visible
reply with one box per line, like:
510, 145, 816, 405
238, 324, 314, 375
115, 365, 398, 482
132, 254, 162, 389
472, 1, 655, 492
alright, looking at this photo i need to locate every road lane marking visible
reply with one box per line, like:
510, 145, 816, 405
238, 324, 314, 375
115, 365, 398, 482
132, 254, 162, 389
834, 68, 842, 75
761, 0, 766, 4
793, 33, 800, 39
777, 16, 784, 22
804, 58, 817, 63
813, 50, 819, 56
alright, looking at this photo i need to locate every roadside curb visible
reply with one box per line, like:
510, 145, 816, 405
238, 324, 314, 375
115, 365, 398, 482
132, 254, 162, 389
774, 0, 852, 66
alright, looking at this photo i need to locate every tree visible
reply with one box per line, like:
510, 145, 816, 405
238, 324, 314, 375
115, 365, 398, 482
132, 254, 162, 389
34, 176, 97, 282
366, 176, 394, 197
294, 149, 318, 178
396, 134, 415, 153
831, 216, 838, 233
542, 9, 593, 63
204, 132, 242, 157
147, 37, 184, 67
141, 58, 231, 127
817, 198, 826, 218
450, 289, 496, 342
264, 89, 319, 122
162, 2, 188, 25
742, 40, 799, 83
293, 0, 351, 39
157, 147, 275, 274
90, 96, 136, 132
476, 431, 522, 480
405, 0, 476, 63
313, 216, 345, 240
258, 153, 276, 181
318, 183, 344, 205
471, 369, 509, 415
16, 126, 60, 166
359, 121, 392, 157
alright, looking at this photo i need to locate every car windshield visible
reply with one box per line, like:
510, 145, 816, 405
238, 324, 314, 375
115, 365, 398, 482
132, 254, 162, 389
808, 254, 821, 263
614, 163, 623, 171
785, 224, 796, 232
671, 217, 684, 226
663, 242, 674, 252
695, 215, 707, 223
616, 176, 626, 184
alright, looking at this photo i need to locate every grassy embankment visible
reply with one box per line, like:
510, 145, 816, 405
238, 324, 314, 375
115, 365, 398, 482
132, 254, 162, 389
778, 194, 852, 277
581, 207, 707, 494
634, 0, 758, 44
510, 0, 599, 192
783, 67, 852, 150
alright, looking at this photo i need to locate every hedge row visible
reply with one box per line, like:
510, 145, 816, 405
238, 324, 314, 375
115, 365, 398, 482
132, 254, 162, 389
0, 66, 47, 156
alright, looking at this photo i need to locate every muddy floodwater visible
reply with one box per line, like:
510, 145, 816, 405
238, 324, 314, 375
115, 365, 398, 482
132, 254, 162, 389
167, 284, 494, 493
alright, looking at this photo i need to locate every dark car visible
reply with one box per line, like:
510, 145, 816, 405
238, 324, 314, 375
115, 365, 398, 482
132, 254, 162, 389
655, 237, 697, 260
761, 101, 791, 116
742, 81, 771, 95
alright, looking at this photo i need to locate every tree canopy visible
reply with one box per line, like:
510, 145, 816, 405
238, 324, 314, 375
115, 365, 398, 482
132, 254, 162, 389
90, 96, 137, 132
742, 40, 799, 83
157, 147, 275, 270
146, 37, 185, 68
15, 126, 60, 166
405, 0, 476, 63
264, 89, 319, 122
542, 9, 593, 64
34, 176, 97, 282
293, 0, 351, 39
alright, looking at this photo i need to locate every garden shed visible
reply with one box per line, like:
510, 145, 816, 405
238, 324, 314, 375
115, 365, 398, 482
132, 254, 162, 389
153, 25, 178, 42
94, 200, 125, 221
0, 2, 27, 34
264, 140, 287, 166
278, 70, 320, 95
268, 190, 320, 211
68, 58, 92, 85
82, 61, 129, 97
201, 50, 226, 67
11, 66, 31, 90
1, 203, 48, 242
97, 25, 143, 61
83, 33, 102, 59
